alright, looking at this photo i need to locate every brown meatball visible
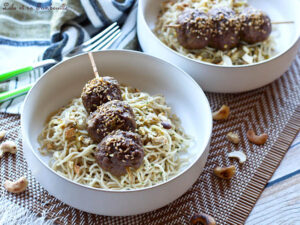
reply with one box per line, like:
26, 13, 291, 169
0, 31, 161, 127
176, 9, 211, 49
95, 130, 144, 177
87, 100, 136, 142
208, 7, 241, 50
239, 7, 272, 44
81, 76, 122, 113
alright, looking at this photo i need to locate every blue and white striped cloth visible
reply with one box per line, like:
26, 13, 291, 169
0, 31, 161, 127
0, 0, 138, 114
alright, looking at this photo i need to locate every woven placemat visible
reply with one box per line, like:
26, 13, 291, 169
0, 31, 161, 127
0, 52, 300, 225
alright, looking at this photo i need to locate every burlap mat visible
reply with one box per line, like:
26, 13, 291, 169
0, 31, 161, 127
0, 52, 300, 225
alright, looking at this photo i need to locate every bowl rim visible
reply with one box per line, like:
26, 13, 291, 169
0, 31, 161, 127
138, 0, 300, 68
21, 49, 213, 193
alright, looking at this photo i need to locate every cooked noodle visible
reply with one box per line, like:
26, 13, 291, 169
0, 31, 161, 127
38, 85, 190, 190
154, 0, 276, 65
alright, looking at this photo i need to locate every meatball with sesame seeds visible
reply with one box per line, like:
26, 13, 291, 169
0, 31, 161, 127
87, 100, 136, 142
239, 7, 272, 44
208, 7, 241, 51
81, 76, 122, 114
176, 9, 211, 49
95, 130, 144, 177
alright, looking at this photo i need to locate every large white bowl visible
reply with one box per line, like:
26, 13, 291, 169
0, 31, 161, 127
21, 50, 212, 216
137, 0, 300, 93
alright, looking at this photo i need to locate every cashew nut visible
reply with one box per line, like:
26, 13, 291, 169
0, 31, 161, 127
228, 151, 247, 164
226, 132, 240, 144
47, 142, 54, 150
212, 105, 230, 120
74, 164, 80, 175
65, 127, 76, 140
191, 213, 216, 225
0, 140, 17, 157
153, 136, 168, 145
0, 130, 6, 140
214, 165, 236, 179
4, 176, 28, 194
247, 130, 268, 145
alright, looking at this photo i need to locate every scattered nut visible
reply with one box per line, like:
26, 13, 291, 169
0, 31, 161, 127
226, 132, 240, 144
46, 142, 54, 150
214, 165, 236, 179
74, 164, 80, 175
212, 105, 230, 120
228, 151, 247, 164
65, 127, 76, 140
247, 130, 268, 145
161, 121, 172, 129
4, 176, 28, 194
191, 213, 216, 225
176, 4, 185, 11
153, 136, 168, 145
0, 140, 17, 158
0, 130, 6, 140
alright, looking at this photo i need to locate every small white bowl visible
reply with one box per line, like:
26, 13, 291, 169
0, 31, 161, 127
21, 50, 212, 216
137, 0, 300, 93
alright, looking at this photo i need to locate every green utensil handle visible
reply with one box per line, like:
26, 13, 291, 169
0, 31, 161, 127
0, 84, 33, 103
0, 66, 33, 82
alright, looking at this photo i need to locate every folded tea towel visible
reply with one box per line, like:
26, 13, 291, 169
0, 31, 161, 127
0, 0, 138, 114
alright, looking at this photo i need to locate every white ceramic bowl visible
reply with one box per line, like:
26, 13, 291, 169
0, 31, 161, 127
137, 0, 300, 93
21, 50, 212, 216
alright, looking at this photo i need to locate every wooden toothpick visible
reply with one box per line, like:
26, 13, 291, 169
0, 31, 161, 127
272, 21, 294, 25
166, 21, 294, 28
88, 52, 100, 79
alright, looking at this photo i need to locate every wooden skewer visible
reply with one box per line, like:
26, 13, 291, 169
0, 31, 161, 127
88, 52, 101, 80
166, 21, 294, 29
272, 21, 294, 25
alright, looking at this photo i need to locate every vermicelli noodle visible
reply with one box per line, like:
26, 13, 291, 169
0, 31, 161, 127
154, 0, 275, 65
38, 85, 190, 190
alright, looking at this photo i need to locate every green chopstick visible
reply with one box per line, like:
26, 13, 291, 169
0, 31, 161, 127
0, 59, 57, 83
0, 66, 33, 82
0, 84, 33, 103
0, 59, 58, 103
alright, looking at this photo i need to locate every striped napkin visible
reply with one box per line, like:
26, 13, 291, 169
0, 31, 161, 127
0, 0, 137, 114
